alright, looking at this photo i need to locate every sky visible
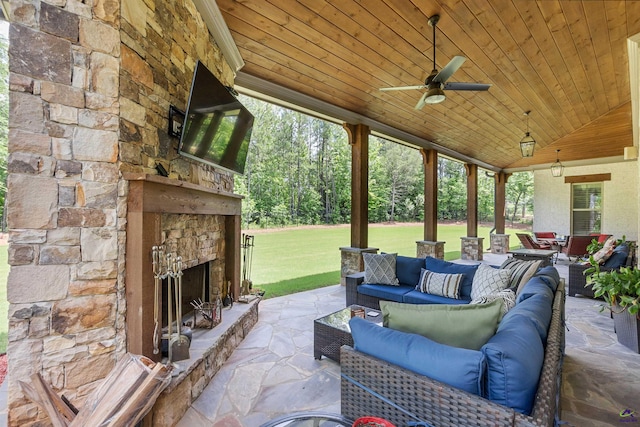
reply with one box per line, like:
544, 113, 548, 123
0, 20, 7, 39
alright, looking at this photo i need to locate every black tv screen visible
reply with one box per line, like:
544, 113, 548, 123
178, 61, 254, 175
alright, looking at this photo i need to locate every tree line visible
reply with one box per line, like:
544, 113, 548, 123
235, 96, 533, 229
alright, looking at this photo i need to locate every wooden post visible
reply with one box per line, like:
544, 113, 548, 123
344, 123, 370, 248
421, 149, 438, 241
225, 215, 241, 302
465, 163, 478, 238
494, 172, 510, 234
126, 181, 162, 361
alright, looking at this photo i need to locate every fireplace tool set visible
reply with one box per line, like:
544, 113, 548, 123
239, 233, 264, 303
152, 245, 191, 363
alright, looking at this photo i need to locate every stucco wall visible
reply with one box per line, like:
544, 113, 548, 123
533, 160, 639, 241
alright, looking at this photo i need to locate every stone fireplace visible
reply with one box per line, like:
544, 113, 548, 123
124, 173, 242, 360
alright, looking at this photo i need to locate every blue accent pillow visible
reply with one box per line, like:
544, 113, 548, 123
396, 255, 426, 287
603, 244, 629, 269
482, 314, 544, 415
425, 257, 480, 299
350, 317, 486, 395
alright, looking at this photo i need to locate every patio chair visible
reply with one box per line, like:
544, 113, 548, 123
561, 235, 593, 261
516, 233, 552, 250
534, 231, 557, 243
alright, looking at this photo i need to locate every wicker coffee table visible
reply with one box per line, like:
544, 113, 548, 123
314, 305, 382, 362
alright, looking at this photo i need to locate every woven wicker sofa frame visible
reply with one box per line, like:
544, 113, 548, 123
568, 243, 636, 298
340, 280, 566, 427
345, 271, 386, 310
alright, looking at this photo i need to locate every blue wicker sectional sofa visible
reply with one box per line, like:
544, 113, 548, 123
346, 255, 479, 308
341, 255, 565, 427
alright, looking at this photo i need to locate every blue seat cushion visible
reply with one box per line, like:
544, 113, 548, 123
350, 317, 486, 395
603, 244, 629, 269
357, 284, 413, 302
424, 257, 479, 299
402, 290, 470, 305
482, 314, 544, 415
501, 293, 552, 342
516, 276, 555, 304
396, 255, 426, 287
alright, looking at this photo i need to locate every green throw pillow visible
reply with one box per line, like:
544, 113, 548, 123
380, 299, 503, 350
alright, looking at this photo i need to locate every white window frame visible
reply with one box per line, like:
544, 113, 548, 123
570, 182, 603, 235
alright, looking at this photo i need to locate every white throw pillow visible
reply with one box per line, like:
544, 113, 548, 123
471, 288, 516, 318
471, 263, 510, 301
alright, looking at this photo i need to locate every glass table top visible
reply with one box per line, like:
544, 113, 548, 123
315, 306, 382, 333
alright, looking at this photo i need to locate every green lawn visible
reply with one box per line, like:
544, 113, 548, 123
247, 224, 524, 298
0, 225, 524, 343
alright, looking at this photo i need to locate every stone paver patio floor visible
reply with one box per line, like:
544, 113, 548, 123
165, 255, 640, 426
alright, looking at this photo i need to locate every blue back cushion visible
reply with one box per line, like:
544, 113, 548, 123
603, 244, 629, 269
516, 276, 555, 304
350, 317, 486, 395
424, 257, 479, 299
396, 255, 426, 287
533, 266, 560, 292
482, 315, 544, 415
501, 293, 552, 342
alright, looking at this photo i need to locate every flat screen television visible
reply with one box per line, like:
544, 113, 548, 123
178, 60, 254, 175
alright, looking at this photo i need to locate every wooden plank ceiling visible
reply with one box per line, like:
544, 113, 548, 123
216, 0, 640, 171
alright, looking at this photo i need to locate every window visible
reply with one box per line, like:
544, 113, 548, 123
571, 183, 602, 235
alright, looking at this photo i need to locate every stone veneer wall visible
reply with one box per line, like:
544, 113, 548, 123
6, 0, 237, 425
161, 213, 226, 296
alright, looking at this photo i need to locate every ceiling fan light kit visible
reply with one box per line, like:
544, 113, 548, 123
519, 111, 536, 158
379, 14, 490, 110
425, 86, 446, 104
551, 149, 564, 177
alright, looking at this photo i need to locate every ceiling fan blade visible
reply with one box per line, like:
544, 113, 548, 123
380, 85, 426, 91
443, 82, 491, 91
414, 92, 428, 110
433, 56, 466, 83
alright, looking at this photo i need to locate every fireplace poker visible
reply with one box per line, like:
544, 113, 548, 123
170, 256, 190, 362
151, 245, 166, 355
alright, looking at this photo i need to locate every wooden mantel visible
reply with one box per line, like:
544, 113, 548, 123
123, 173, 242, 360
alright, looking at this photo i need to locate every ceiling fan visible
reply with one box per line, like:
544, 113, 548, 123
380, 14, 491, 110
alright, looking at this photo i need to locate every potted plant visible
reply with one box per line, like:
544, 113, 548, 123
585, 261, 640, 353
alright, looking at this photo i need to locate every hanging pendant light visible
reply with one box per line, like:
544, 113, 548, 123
551, 149, 564, 177
519, 111, 536, 157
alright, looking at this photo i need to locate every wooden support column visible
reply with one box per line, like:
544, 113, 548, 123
465, 163, 478, 238
225, 215, 241, 303
344, 123, 370, 248
494, 172, 510, 234
421, 149, 438, 241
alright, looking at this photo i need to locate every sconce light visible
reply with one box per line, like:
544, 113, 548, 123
550, 149, 564, 177
168, 105, 185, 139
519, 111, 536, 157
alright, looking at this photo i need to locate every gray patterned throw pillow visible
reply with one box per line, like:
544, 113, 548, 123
470, 263, 510, 300
362, 252, 399, 286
